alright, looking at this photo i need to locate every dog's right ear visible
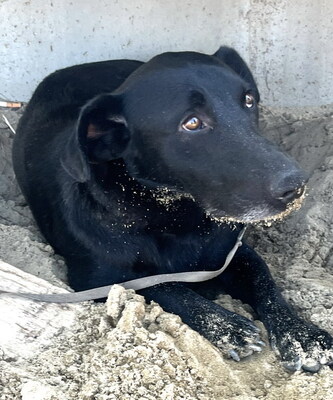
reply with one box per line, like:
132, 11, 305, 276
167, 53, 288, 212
61, 94, 130, 182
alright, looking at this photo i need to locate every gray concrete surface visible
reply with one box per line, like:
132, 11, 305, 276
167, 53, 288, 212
0, 0, 332, 106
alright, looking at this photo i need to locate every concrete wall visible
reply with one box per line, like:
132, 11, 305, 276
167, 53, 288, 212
0, 0, 332, 106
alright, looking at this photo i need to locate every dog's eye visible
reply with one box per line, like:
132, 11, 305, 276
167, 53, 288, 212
182, 116, 205, 131
245, 93, 255, 108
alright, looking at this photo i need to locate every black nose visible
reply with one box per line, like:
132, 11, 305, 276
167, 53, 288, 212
270, 172, 308, 205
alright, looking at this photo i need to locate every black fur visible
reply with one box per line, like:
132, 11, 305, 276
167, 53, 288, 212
13, 47, 332, 371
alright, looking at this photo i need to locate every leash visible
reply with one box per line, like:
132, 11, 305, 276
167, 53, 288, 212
0, 227, 246, 303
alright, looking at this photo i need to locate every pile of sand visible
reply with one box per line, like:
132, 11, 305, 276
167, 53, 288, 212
0, 105, 332, 400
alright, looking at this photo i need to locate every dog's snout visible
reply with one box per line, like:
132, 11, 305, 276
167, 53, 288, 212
270, 172, 308, 205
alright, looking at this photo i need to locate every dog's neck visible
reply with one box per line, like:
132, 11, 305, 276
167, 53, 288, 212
80, 160, 211, 235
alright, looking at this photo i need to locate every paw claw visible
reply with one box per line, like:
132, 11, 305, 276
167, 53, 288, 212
302, 362, 321, 373
229, 349, 240, 362
248, 344, 263, 352
250, 325, 260, 333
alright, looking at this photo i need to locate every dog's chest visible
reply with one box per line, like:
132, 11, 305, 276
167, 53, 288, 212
88, 170, 240, 273
130, 211, 240, 275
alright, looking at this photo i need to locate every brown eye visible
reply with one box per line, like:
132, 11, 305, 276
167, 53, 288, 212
245, 93, 255, 108
182, 116, 204, 131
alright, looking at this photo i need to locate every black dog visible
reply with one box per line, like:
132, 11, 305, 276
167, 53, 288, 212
13, 47, 333, 372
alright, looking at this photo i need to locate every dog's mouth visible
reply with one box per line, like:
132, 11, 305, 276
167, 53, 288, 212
206, 186, 307, 226
151, 184, 307, 226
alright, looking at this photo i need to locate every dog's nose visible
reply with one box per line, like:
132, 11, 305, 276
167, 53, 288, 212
270, 172, 308, 205
276, 186, 305, 204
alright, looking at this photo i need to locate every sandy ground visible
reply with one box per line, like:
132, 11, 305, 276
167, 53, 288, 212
0, 105, 333, 399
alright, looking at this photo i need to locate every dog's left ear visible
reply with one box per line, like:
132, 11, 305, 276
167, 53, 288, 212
61, 94, 130, 182
214, 46, 260, 102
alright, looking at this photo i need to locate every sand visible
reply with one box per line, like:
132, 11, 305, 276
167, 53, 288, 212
0, 105, 332, 399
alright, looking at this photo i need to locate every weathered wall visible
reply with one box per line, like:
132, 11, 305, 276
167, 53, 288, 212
0, 0, 332, 106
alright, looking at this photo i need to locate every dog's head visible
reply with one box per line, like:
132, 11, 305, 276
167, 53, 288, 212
62, 47, 307, 223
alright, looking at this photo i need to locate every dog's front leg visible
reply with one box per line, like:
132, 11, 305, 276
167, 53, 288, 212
139, 282, 265, 361
220, 243, 333, 372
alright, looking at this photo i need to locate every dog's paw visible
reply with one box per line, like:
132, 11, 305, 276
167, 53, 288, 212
198, 310, 265, 361
269, 314, 333, 372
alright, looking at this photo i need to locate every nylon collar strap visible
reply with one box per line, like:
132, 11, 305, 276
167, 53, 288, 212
0, 227, 246, 303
